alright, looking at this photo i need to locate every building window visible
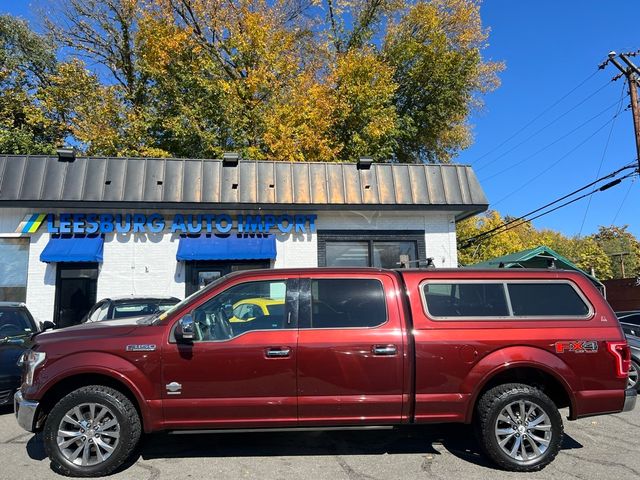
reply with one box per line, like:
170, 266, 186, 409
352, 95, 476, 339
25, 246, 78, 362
318, 231, 425, 268
0, 238, 29, 302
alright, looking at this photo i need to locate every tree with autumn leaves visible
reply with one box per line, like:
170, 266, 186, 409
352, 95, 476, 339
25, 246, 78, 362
457, 211, 640, 280
0, 0, 502, 161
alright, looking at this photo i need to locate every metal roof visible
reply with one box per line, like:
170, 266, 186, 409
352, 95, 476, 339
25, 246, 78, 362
469, 245, 603, 287
0, 155, 488, 219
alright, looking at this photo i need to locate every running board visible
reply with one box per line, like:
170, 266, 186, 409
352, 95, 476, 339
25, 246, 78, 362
169, 425, 395, 435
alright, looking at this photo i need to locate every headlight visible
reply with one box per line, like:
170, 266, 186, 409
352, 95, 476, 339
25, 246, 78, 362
23, 351, 46, 386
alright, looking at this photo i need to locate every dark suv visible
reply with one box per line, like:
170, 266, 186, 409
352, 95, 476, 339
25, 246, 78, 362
0, 302, 37, 405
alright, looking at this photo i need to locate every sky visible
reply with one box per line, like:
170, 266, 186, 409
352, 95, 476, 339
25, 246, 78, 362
1, 0, 639, 238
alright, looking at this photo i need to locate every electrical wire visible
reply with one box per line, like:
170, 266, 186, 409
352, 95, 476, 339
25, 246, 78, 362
462, 171, 638, 247
578, 82, 627, 236
459, 162, 638, 247
475, 77, 612, 171
479, 99, 624, 182
612, 179, 636, 224
472, 70, 601, 165
490, 112, 625, 208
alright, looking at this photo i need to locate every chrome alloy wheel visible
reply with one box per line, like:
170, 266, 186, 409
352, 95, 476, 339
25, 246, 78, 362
56, 403, 121, 467
494, 400, 552, 463
628, 362, 639, 390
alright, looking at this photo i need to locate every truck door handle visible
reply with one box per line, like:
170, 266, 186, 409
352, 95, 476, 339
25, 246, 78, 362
372, 344, 397, 356
265, 347, 291, 358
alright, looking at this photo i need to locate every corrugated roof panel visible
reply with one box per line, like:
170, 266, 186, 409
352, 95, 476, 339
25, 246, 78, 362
83, 158, 108, 202
201, 160, 220, 203
40, 159, 67, 202
163, 159, 183, 203
426, 165, 446, 205
326, 164, 345, 204
142, 159, 164, 203
309, 163, 328, 204
239, 162, 257, 204
103, 158, 126, 202
343, 165, 362, 204
392, 165, 412, 204
359, 168, 379, 204
408, 165, 429, 205
21, 156, 48, 200
275, 163, 293, 205
0, 156, 488, 218
257, 162, 276, 204
61, 158, 87, 201
0, 156, 27, 201
291, 163, 311, 205
375, 165, 395, 204
182, 159, 202, 203
220, 163, 239, 204
442, 165, 463, 205
122, 158, 145, 202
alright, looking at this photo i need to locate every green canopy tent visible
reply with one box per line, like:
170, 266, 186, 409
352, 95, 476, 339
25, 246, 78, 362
469, 245, 605, 292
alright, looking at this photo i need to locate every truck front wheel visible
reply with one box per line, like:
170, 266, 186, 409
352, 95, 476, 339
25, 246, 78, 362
475, 383, 563, 472
43, 385, 141, 477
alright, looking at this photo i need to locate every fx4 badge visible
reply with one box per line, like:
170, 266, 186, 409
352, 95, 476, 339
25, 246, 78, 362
126, 344, 157, 352
555, 341, 598, 353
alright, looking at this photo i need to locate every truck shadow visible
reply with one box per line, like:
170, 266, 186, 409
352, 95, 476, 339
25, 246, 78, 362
25, 424, 583, 473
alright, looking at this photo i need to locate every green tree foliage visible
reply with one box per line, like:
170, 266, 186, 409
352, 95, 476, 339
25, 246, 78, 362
0, 0, 502, 161
457, 210, 618, 280
0, 15, 61, 154
593, 225, 640, 278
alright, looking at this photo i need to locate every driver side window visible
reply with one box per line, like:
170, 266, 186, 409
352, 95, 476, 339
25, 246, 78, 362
191, 280, 288, 342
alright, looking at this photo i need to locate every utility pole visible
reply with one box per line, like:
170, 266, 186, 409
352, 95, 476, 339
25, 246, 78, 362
602, 51, 640, 172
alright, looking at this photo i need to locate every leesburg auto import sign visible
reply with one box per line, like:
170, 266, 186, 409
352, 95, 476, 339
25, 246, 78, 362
17, 213, 318, 235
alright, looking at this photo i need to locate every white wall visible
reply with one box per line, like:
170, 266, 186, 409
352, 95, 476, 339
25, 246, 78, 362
0, 208, 460, 321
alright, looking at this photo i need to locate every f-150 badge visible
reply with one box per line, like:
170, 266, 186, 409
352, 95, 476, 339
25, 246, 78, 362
126, 344, 157, 352
555, 341, 598, 353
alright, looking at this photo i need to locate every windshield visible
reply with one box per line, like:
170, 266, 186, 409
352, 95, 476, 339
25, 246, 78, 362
112, 300, 179, 319
0, 308, 34, 338
154, 276, 229, 323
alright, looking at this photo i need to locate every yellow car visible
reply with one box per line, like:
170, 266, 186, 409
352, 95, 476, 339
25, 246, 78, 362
230, 298, 285, 322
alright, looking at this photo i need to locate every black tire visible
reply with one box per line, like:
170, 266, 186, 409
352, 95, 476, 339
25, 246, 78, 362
43, 385, 141, 477
475, 383, 563, 472
628, 359, 640, 392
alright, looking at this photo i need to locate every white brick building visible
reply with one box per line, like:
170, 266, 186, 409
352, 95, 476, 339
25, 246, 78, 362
0, 155, 487, 325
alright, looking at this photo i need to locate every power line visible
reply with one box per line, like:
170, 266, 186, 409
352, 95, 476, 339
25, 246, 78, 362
462, 171, 638, 247
479, 99, 623, 182
578, 81, 627, 236
474, 78, 613, 171
612, 179, 636, 224
472, 70, 601, 165
459, 162, 638, 247
491, 112, 624, 207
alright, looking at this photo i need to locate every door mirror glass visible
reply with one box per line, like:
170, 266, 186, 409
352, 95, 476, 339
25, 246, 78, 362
40, 320, 55, 331
175, 314, 194, 342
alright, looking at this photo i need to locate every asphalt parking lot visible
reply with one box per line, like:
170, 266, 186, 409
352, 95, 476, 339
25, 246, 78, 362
1, 405, 639, 480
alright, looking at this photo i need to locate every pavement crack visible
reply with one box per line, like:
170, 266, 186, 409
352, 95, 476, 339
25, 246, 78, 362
333, 456, 380, 480
3, 433, 31, 444
134, 462, 161, 480
564, 451, 640, 478
609, 414, 640, 429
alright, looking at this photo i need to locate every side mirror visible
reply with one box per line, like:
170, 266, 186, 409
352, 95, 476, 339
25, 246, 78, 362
175, 314, 194, 343
40, 321, 55, 331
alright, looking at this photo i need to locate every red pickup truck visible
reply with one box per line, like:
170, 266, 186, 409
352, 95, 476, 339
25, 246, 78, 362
14, 268, 636, 477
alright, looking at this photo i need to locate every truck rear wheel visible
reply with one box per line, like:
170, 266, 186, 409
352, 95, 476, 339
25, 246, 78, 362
475, 383, 563, 472
43, 385, 141, 477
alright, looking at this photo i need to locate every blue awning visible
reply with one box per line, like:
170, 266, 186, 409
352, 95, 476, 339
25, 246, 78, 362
40, 236, 104, 263
176, 235, 276, 261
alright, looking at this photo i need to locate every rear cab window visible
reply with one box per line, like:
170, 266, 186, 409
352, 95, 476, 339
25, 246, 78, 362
422, 280, 592, 320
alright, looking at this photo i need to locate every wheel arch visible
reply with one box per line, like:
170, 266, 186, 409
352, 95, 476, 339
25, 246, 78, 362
466, 363, 576, 423
35, 371, 148, 432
